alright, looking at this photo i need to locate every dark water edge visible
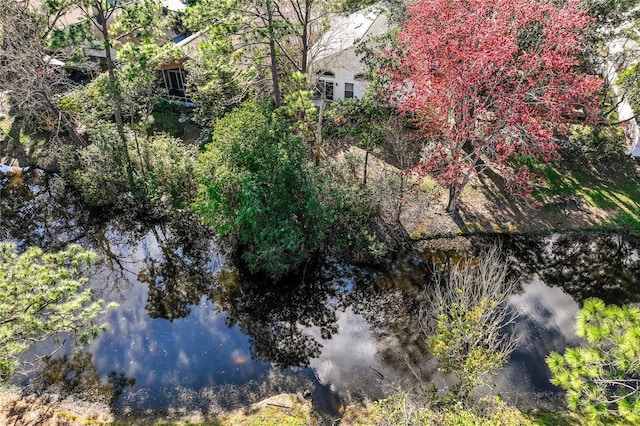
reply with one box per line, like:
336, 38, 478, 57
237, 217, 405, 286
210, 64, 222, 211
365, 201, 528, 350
3, 168, 640, 419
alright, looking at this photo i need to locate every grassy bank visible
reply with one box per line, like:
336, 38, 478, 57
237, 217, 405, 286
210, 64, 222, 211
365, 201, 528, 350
344, 395, 629, 426
537, 160, 640, 234
395, 150, 640, 239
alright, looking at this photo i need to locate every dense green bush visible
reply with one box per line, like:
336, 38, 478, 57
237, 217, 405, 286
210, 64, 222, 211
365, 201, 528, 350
58, 122, 197, 208
58, 121, 129, 205
319, 173, 386, 261
193, 101, 329, 279
57, 74, 116, 123
134, 133, 198, 208
193, 101, 384, 280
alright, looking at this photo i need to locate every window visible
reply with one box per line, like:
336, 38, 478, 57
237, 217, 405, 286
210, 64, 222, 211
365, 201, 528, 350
354, 73, 367, 81
315, 80, 334, 101
314, 70, 336, 101
344, 83, 354, 99
162, 68, 188, 100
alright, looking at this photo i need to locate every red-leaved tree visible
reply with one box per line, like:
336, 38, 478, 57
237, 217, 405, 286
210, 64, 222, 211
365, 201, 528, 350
384, 0, 602, 212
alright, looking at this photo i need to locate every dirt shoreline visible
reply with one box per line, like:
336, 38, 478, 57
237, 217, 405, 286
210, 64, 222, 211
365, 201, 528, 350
0, 390, 318, 425
0, 390, 113, 425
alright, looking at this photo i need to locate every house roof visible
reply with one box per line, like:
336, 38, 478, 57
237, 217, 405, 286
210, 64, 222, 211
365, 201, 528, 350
176, 32, 202, 57
52, 6, 86, 29
312, 7, 388, 62
161, 32, 202, 69
42, 55, 65, 67
20, 0, 85, 29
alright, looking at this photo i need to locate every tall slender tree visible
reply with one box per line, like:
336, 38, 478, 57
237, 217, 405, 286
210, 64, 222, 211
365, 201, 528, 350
72, 0, 136, 189
185, 0, 335, 108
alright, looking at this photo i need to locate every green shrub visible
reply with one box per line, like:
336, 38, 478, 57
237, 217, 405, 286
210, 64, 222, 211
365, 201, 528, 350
63, 121, 129, 205
193, 101, 330, 279
58, 121, 197, 208
559, 125, 626, 163
375, 395, 535, 426
193, 101, 385, 279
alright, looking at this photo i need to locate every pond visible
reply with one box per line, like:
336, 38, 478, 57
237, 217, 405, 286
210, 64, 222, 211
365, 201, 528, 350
2, 168, 640, 419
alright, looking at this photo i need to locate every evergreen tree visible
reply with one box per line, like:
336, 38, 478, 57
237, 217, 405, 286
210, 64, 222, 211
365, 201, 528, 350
0, 243, 114, 379
547, 298, 640, 423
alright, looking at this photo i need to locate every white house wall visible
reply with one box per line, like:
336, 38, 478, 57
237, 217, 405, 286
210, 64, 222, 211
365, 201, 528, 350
314, 47, 369, 102
309, 7, 390, 103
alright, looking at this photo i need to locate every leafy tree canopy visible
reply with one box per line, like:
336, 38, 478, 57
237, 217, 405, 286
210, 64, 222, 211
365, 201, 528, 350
383, 0, 602, 212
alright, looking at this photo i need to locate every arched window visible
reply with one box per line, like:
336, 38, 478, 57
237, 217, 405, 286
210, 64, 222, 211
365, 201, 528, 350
354, 73, 367, 81
317, 70, 335, 78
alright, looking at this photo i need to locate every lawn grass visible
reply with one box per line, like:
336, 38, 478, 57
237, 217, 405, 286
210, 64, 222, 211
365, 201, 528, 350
151, 111, 185, 137
0, 116, 49, 164
536, 159, 640, 234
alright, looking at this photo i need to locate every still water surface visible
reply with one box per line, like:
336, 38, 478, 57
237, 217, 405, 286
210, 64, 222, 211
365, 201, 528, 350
2, 169, 640, 416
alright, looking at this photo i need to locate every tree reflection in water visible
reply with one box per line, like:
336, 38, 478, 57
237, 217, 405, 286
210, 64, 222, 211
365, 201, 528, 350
30, 350, 135, 406
496, 233, 640, 305
0, 170, 89, 249
320, 252, 454, 394
6, 169, 640, 413
346, 268, 432, 378
136, 215, 219, 321
213, 265, 345, 367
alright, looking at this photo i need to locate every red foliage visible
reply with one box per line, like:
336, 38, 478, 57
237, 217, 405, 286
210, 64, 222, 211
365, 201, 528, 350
384, 0, 602, 210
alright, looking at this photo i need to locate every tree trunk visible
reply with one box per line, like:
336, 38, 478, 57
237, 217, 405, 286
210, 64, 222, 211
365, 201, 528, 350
396, 172, 405, 222
315, 94, 324, 166
266, 2, 281, 108
396, 162, 405, 223
446, 184, 459, 213
97, 6, 136, 192
300, 0, 310, 74
446, 153, 478, 213
363, 149, 369, 186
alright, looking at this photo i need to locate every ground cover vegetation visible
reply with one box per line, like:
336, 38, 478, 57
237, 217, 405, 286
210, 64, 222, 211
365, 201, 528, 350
1, 0, 640, 423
